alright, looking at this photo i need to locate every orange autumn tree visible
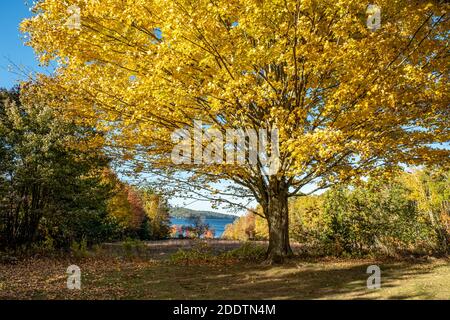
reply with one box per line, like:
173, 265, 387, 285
105, 171, 146, 231
22, 0, 449, 263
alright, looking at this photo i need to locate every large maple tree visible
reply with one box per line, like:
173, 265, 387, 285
22, 0, 449, 262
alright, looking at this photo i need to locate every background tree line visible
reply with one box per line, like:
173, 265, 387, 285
223, 168, 449, 256
0, 87, 170, 253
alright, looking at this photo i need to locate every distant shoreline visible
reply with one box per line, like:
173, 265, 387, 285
169, 207, 239, 220
169, 215, 238, 238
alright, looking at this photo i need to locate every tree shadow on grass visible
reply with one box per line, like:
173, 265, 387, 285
144, 259, 443, 300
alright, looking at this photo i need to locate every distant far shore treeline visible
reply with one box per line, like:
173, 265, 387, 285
169, 207, 239, 220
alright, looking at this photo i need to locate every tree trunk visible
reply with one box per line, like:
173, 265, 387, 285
264, 183, 293, 264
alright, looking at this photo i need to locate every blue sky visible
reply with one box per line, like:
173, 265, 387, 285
0, 1, 50, 89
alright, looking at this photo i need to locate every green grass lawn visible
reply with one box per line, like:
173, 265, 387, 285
0, 252, 448, 299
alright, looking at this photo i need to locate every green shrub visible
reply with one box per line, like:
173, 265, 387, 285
170, 242, 266, 264
223, 242, 266, 261
169, 241, 215, 264
70, 237, 89, 259
122, 238, 147, 258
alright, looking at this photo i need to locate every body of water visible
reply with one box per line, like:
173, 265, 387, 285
170, 216, 237, 238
